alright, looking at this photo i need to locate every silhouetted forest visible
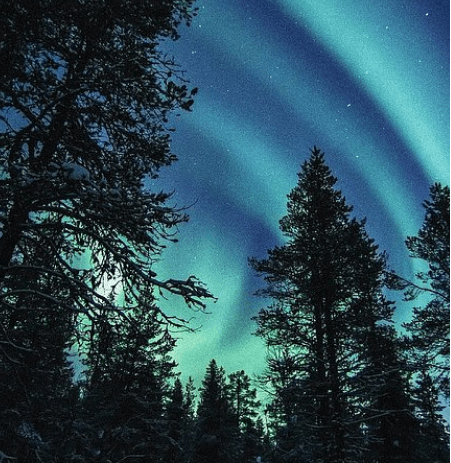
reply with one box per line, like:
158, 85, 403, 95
0, 1, 449, 462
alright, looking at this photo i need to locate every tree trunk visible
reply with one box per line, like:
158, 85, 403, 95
0, 200, 29, 279
324, 297, 345, 463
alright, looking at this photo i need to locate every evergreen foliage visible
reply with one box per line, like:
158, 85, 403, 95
0, 1, 212, 461
165, 378, 186, 463
404, 184, 450, 396
0, 0, 212, 337
194, 359, 236, 463
227, 370, 264, 462
77, 297, 178, 462
193, 361, 265, 463
0, 233, 78, 461
249, 147, 442, 463
411, 370, 450, 463
356, 324, 419, 463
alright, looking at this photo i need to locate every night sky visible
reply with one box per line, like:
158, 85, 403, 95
153, 0, 450, 386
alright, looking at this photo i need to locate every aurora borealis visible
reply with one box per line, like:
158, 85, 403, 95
154, 0, 449, 385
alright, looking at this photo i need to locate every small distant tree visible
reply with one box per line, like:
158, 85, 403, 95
184, 376, 197, 423
165, 378, 186, 463
227, 370, 262, 462
240, 417, 268, 463
165, 377, 201, 463
194, 360, 236, 463
227, 370, 260, 430
75, 292, 179, 462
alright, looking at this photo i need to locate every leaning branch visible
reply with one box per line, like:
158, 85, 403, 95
384, 270, 448, 301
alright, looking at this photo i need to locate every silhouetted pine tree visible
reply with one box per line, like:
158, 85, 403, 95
77, 292, 178, 462
194, 360, 236, 463
184, 376, 197, 423
227, 370, 262, 462
240, 416, 268, 463
250, 147, 415, 463
181, 376, 198, 462
165, 377, 197, 463
260, 347, 318, 463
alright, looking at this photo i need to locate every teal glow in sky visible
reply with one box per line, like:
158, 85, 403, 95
155, 0, 449, 385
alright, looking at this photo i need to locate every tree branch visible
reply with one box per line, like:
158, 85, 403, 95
384, 270, 448, 301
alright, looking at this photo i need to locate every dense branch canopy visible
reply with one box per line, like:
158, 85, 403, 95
0, 0, 214, 331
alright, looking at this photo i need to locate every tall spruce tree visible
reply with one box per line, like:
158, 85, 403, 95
250, 147, 415, 463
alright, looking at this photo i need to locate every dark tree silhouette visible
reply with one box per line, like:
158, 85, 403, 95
0, 228, 79, 461
165, 377, 199, 463
403, 184, 449, 396
250, 147, 418, 463
0, 0, 212, 337
0, 1, 213, 460
194, 359, 237, 463
356, 323, 419, 463
75, 294, 179, 462
227, 370, 263, 462
411, 370, 450, 463
165, 378, 186, 463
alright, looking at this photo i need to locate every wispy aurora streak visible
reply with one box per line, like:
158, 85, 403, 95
188, 3, 423, 242
275, 0, 449, 181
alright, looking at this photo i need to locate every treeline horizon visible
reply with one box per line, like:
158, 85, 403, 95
0, 1, 448, 462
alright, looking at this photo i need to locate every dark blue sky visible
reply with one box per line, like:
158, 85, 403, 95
153, 0, 449, 385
